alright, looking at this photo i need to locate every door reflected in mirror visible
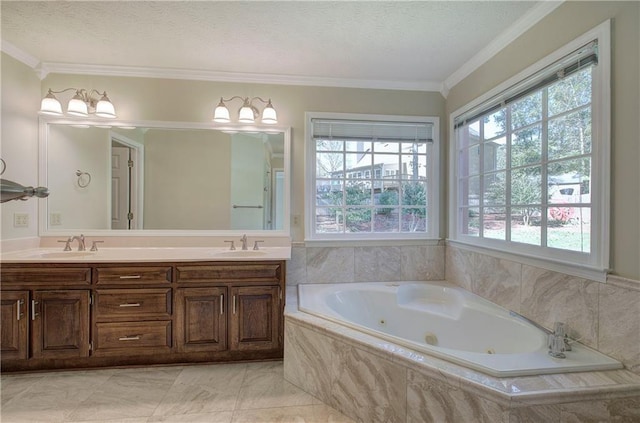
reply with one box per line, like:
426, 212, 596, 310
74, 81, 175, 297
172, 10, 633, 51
40, 120, 289, 234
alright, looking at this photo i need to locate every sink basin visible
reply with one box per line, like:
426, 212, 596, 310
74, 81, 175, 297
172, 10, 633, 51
36, 251, 96, 259
214, 250, 268, 258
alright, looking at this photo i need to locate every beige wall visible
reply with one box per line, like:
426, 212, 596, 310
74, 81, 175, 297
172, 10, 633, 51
446, 1, 640, 280
0, 54, 41, 240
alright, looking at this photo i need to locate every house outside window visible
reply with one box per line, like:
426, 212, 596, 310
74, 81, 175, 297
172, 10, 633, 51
306, 113, 439, 241
450, 22, 610, 278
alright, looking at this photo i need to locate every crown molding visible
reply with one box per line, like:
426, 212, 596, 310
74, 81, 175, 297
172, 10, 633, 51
0, 38, 441, 92
442, 0, 564, 96
40, 61, 442, 92
1, 39, 42, 72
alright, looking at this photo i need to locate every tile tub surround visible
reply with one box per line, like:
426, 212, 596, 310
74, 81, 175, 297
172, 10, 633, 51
286, 244, 445, 285
446, 245, 640, 375
284, 287, 640, 423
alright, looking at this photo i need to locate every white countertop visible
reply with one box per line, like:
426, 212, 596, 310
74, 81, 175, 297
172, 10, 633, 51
0, 246, 291, 263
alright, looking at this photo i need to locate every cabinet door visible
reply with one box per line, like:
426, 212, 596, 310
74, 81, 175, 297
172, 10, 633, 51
31, 290, 90, 359
1, 291, 29, 360
175, 287, 227, 352
230, 286, 280, 351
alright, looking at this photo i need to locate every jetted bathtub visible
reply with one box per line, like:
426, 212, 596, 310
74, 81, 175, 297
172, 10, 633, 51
297, 281, 623, 377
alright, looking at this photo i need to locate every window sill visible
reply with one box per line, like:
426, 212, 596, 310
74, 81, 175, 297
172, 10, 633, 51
303, 238, 442, 248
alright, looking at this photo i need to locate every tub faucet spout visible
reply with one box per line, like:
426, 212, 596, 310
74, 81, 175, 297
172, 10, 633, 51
548, 322, 571, 358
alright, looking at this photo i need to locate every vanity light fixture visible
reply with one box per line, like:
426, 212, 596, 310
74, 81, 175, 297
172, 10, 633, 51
40, 88, 117, 118
213, 96, 277, 124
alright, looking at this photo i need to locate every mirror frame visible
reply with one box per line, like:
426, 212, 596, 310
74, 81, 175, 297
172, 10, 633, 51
38, 116, 291, 237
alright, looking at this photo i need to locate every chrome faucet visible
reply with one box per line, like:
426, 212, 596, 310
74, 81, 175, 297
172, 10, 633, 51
240, 234, 248, 250
71, 234, 86, 251
548, 322, 571, 358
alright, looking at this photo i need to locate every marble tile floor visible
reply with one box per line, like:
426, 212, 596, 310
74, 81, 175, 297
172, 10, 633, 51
0, 361, 356, 423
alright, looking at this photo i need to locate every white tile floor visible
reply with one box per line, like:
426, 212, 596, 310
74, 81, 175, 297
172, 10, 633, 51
0, 361, 356, 423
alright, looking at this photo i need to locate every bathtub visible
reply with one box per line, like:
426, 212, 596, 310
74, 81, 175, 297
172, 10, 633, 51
297, 281, 623, 377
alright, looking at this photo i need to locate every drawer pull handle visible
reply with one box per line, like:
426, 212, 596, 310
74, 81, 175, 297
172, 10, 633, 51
118, 335, 141, 341
232, 295, 236, 315
119, 303, 141, 307
119, 275, 142, 279
220, 294, 224, 315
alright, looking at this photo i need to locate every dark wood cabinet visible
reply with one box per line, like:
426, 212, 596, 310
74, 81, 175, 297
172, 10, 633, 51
175, 262, 284, 355
1, 260, 285, 372
1, 290, 29, 360
0, 267, 91, 362
31, 290, 91, 359
175, 287, 227, 352
93, 286, 173, 356
230, 285, 281, 351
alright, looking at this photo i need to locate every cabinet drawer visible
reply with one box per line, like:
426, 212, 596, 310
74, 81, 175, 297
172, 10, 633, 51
95, 266, 171, 285
95, 289, 171, 320
1, 267, 91, 286
94, 321, 171, 352
176, 263, 281, 283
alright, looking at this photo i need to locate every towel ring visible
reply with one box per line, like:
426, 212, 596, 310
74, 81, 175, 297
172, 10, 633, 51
76, 170, 91, 188
0, 158, 5, 176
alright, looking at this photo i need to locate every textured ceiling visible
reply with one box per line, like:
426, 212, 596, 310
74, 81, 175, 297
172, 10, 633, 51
1, 1, 541, 89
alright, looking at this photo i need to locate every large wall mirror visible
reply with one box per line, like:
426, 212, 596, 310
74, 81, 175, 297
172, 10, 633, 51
38, 118, 290, 236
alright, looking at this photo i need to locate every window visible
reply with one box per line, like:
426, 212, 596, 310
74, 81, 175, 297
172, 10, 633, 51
450, 22, 610, 276
306, 113, 439, 241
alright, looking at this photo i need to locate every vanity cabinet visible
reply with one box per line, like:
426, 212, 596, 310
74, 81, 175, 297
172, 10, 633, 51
92, 265, 173, 356
0, 266, 92, 362
229, 285, 281, 351
1, 290, 29, 360
31, 290, 91, 359
93, 287, 173, 356
0, 260, 285, 372
175, 287, 227, 352
175, 262, 284, 354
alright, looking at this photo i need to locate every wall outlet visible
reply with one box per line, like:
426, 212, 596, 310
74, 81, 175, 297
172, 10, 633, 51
292, 214, 300, 226
50, 212, 62, 226
13, 213, 29, 228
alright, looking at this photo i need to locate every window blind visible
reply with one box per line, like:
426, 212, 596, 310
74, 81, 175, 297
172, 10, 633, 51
454, 40, 598, 129
312, 119, 433, 143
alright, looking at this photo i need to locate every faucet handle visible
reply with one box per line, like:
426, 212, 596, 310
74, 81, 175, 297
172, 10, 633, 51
58, 237, 73, 251
553, 322, 567, 337
90, 240, 104, 251
553, 322, 572, 351
253, 240, 265, 250
224, 240, 236, 251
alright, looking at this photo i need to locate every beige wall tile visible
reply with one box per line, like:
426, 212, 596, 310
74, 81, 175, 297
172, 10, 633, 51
306, 247, 354, 283
331, 346, 406, 423
521, 265, 599, 347
599, 284, 640, 374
